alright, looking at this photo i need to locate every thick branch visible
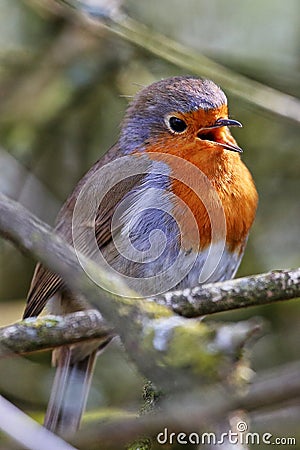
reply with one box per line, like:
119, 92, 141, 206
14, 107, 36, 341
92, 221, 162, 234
0, 193, 262, 392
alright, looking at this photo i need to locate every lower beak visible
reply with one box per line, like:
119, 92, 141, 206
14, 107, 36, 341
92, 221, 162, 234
213, 141, 243, 153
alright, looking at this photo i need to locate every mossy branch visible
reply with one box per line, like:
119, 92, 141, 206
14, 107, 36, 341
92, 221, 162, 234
0, 310, 114, 356
155, 268, 300, 317
0, 192, 299, 387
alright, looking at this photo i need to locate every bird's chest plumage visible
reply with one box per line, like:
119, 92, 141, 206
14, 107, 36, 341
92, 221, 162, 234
104, 153, 257, 295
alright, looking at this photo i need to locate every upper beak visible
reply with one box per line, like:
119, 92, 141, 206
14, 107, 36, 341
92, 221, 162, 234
213, 118, 242, 128
200, 118, 242, 131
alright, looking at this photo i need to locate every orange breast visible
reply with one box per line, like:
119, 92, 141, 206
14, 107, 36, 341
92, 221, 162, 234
145, 136, 258, 253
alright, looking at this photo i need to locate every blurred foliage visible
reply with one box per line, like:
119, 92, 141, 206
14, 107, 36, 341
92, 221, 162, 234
0, 0, 299, 447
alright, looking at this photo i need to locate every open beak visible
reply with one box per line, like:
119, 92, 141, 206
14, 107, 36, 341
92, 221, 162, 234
197, 117, 243, 153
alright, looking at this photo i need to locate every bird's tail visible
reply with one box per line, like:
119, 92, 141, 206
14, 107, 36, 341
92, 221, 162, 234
44, 346, 97, 435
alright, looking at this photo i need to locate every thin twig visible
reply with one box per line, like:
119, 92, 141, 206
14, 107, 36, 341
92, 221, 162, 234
0, 396, 76, 450
27, 0, 300, 124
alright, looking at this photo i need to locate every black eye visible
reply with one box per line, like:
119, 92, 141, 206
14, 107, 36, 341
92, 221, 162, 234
168, 116, 187, 133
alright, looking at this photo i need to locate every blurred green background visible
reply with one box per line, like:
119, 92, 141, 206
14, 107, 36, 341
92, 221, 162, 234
0, 0, 299, 446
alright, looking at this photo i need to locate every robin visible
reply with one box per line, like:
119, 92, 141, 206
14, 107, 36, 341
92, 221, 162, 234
23, 76, 258, 433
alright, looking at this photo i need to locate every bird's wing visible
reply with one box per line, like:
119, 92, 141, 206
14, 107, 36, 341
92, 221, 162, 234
23, 145, 146, 318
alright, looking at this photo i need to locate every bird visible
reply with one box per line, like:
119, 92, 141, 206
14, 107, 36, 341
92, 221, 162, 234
23, 76, 258, 434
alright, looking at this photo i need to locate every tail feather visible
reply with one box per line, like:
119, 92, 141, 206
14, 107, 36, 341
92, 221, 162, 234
44, 347, 97, 435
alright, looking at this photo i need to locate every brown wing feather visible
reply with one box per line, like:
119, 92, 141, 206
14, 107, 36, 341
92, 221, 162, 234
23, 144, 144, 319
24, 264, 63, 318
